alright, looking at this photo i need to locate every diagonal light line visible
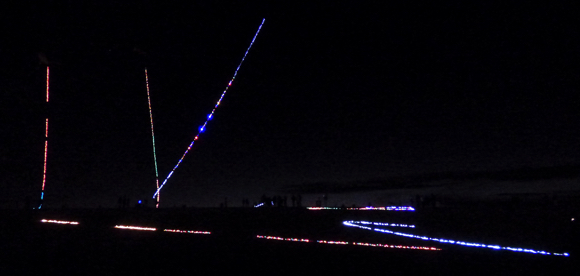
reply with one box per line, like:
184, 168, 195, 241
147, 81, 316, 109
153, 18, 265, 198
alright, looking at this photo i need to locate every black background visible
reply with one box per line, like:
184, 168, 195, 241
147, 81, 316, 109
2, 1, 580, 208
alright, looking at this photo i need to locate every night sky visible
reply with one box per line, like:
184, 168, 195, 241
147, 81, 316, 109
2, 1, 580, 208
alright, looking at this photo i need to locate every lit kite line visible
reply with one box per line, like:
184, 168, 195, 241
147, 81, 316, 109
343, 220, 570, 257
145, 68, 160, 208
39, 66, 49, 209
153, 18, 265, 199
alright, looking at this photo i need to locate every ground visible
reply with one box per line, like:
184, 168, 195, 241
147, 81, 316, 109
1, 197, 578, 274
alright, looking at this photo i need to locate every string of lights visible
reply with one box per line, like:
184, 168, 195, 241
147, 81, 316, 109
114, 225, 157, 231
317, 240, 349, 245
307, 206, 415, 211
343, 220, 570, 257
153, 18, 266, 199
256, 235, 440, 251
39, 66, 50, 209
41, 219, 79, 225
46, 66, 49, 102
39, 221, 211, 234
164, 229, 211, 234
144, 68, 160, 208
356, 221, 416, 228
353, 242, 440, 251
256, 235, 310, 242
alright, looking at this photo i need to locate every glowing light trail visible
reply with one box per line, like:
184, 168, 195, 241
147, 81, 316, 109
145, 68, 160, 208
46, 66, 49, 102
41, 120, 48, 195
343, 220, 570, 257
41, 219, 79, 225
317, 240, 349, 245
39, 66, 50, 209
164, 229, 211, 234
256, 235, 310, 242
114, 225, 157, 231
256, 235, 440, 251
153, 19, 265, 199
307, 206, 415, 211
347, 206, 415, 211
353, 242, 440, 251
356, 221, 416, 228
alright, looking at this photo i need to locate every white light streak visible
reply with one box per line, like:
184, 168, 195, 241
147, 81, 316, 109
114, 225, 157, 231
41, 219, 79, 225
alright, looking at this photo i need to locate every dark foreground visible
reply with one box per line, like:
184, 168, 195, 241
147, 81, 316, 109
1, 201, 578, 274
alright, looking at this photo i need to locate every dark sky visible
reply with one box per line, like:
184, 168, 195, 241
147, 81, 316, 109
2, 1, 580, 208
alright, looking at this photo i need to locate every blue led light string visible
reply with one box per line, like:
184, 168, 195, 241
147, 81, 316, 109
343, 220, 570, 257
153, 18, 265, 198
145, 68, 161, 208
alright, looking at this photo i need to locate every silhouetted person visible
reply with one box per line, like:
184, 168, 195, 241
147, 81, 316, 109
261, 194, 267, 204
291, 195, 296, 207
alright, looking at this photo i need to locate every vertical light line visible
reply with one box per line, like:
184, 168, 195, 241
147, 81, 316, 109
42, 139, 47, 190
40, 66, 49, 209
46, 66, 50, 102
153, 18, 265, 198
145, 68, 160, 208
